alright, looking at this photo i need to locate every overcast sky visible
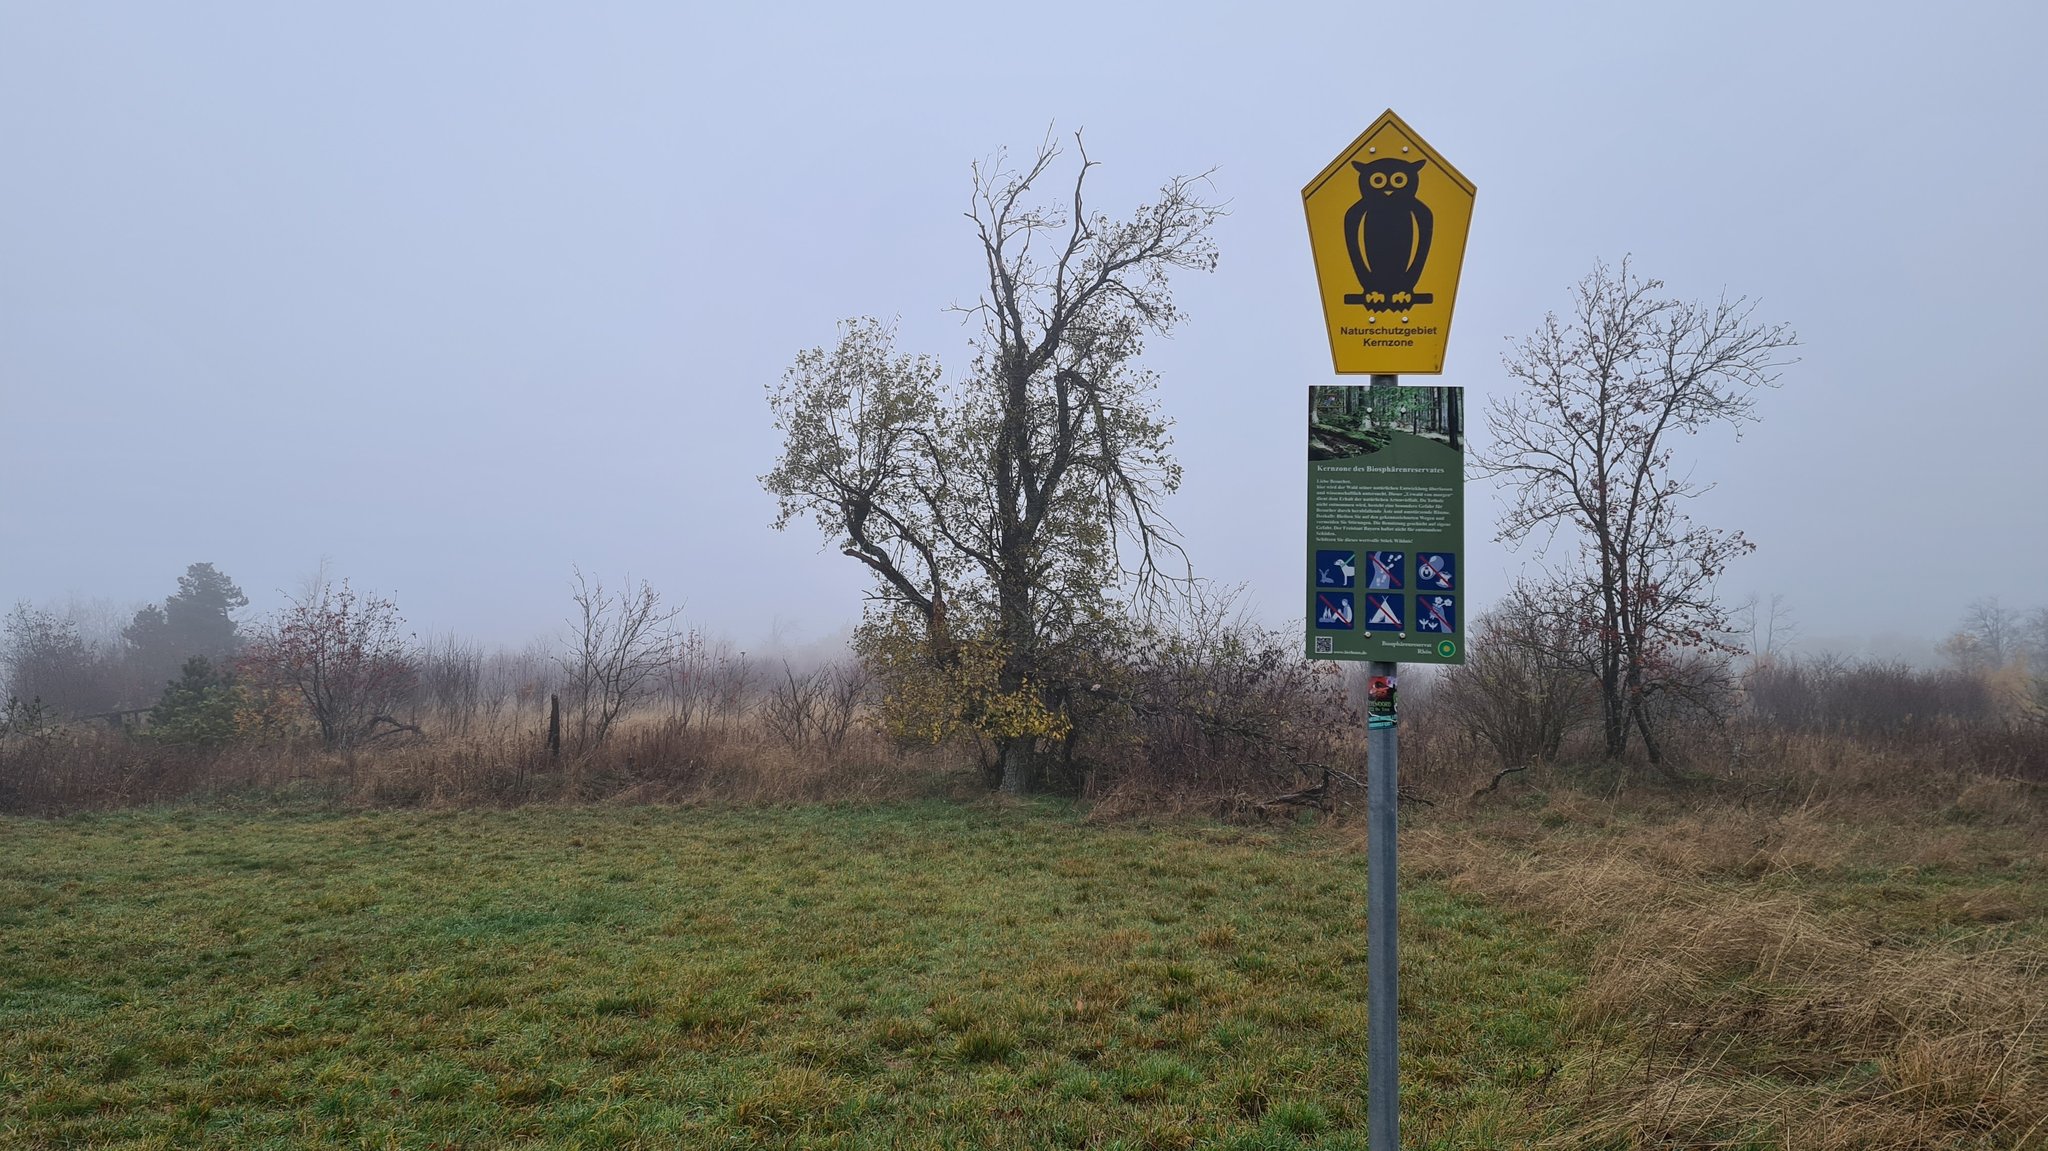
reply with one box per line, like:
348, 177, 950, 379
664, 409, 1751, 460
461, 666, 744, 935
3, 1, 2043, 660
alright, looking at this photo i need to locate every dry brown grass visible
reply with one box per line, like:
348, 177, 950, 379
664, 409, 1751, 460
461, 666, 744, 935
1401, 776, 2048, 1149
0, 706, 967, 814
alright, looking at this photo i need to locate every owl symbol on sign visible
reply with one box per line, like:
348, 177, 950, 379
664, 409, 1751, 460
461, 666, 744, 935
1342, 156, 1434, 311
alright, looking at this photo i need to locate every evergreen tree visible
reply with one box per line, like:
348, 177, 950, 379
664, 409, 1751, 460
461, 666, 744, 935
148, 656, 241, 747
123, 563, 248, 698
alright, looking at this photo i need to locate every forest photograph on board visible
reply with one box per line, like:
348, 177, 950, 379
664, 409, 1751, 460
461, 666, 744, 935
1308, 383, 1464, 460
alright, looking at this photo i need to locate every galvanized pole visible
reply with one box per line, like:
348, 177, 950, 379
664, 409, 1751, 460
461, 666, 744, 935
1366, 657, 1399, 1149
1367, 373, 1401, 1151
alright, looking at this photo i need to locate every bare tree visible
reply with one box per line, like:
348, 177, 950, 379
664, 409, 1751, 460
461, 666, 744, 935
1731, 592, 1799, 668
1476, 258, 1798, 765
764, 131, 1222, 794
245, 578, 418, 750
561, 569, 680, 751
1946, 596, 2023, 672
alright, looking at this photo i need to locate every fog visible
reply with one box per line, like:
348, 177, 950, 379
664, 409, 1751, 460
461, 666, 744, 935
4, 1, 2044, 662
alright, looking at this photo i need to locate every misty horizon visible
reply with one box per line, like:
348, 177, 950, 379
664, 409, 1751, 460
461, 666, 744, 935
5, 2, 2044, 671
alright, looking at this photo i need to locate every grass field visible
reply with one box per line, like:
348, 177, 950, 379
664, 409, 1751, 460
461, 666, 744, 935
2, 802, 1582, 1150
2, 794, 2041, 1149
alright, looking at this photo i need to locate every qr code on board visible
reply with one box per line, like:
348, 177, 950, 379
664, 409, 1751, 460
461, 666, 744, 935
1313, 636, 1334, 654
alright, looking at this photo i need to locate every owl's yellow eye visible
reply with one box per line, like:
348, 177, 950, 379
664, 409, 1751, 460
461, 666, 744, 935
1390, 172, 1409, 189
1369, 172, 1388, 189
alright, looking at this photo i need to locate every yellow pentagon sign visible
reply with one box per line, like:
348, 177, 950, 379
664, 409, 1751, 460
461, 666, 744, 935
1302, 110, 1476, 374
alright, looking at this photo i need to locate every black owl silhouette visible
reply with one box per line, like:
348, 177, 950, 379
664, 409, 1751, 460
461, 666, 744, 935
1342, 157, 1434, 310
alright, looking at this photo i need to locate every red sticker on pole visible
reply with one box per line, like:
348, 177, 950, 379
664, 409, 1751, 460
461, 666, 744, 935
1368, 674, 1397, 729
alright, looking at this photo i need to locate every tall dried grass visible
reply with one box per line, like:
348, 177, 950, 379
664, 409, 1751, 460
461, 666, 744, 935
1404, 786, 2048, 1149
0, 705, 959, 815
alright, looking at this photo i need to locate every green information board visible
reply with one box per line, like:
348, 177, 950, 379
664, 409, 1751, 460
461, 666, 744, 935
1306, 382, 1466, 664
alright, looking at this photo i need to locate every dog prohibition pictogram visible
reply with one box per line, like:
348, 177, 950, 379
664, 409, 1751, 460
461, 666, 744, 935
1316, 550, 1357, 588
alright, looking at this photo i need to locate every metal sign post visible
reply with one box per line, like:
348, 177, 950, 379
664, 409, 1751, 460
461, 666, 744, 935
1366, 654, 1399, 1151
1302, 112, 1476, 1151
1361, 372, 1405, 1151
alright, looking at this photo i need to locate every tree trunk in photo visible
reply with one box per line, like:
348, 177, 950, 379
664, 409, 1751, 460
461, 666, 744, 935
1622, 654, 1667, 768
1599, 586, 1628, 760
546, 693, 561, 759
1630, 694, 1665, 768
995, 554, 1037, 796
998, 738, 1033, 796
1598, 526, 1629, 759
1600, 676, 1628, 758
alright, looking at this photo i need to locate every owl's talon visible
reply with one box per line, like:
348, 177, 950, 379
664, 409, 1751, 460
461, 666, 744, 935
1365, 291, 1385, 304
1392, 292, 1412, 305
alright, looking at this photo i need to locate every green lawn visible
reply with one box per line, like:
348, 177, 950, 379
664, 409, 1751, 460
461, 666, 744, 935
0, 802, 1579, 1149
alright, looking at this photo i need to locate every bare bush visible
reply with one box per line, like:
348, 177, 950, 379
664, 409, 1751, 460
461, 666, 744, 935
243, 579, 418, 751
656, 629, 710, 726
481, 641, 556, 724
1747, 655, 2000, 736
1077, 587, 1355, 805
648, 631, 762, 734
1437, 585, 1600, 769
764, 662, 824, 752
710, 644, 757, 733
2, 602, 126, 717
1636, 647, 1744, 755
561, 569, 681, 751
817, 659, 872, 756
417, 634, 484, 735
763, 659, 874, 758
